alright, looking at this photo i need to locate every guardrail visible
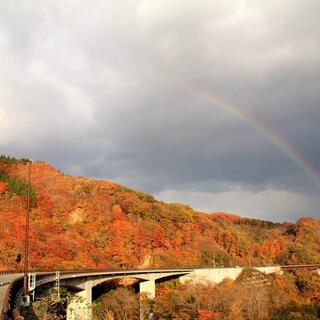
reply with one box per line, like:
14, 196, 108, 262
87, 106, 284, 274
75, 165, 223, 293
2, 268, 195, 276
0, 265, 319, 276
0, 265, 319, 275
0, 270, 21, 275
0, 281, 10, 287
281, 264, 320, 270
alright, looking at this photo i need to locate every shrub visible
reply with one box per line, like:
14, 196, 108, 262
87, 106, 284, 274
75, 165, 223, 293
0, 154, 30, 164
0, 171, 37, 207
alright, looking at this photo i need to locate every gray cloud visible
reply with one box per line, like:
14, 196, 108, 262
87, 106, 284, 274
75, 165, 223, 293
156, 187, 320, 222
0, 0, 320, 221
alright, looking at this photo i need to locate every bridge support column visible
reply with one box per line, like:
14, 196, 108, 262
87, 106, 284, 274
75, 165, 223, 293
67, 281, 92, 320
139, 280, 155, 320
139, 279, 155, 299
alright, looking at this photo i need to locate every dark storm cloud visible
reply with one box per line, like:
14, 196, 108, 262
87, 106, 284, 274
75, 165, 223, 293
0, 0, 319, 221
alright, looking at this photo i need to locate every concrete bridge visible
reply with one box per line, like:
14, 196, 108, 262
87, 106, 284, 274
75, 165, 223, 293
1, 269, 192, 320
1, 264, 319, 320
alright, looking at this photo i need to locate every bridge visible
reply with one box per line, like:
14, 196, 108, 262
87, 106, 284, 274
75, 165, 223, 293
1, 269, 193, 320
1, 264, 319, 320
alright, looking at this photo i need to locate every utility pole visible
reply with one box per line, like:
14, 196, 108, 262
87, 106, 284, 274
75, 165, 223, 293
23, 158, 32, 303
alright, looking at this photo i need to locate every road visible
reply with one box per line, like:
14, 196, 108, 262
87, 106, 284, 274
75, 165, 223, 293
0, 273, 22, 317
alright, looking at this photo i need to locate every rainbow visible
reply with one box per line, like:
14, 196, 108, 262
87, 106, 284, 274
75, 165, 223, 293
177, 82, 320, 189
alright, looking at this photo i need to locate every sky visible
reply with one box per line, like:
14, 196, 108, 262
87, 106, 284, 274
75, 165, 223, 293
0, 0, 320, 222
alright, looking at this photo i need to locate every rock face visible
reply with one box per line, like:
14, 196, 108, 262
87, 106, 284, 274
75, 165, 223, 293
0, 158, 319, 271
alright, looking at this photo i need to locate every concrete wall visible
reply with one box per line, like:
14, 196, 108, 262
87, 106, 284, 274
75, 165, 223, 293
180, 266, 282, 284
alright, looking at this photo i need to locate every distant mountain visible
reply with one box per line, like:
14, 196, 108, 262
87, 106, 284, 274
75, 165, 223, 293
0, 156, 319, 270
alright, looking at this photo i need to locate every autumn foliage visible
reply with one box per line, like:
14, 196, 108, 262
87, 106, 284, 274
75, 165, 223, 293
0, 157, 319, 271
91, 270, 320, 320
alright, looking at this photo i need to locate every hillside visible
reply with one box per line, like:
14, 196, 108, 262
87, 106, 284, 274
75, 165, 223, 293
0, 156, 319, 270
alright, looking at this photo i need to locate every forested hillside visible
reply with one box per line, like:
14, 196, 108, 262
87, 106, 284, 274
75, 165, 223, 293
0, 156, 319, 270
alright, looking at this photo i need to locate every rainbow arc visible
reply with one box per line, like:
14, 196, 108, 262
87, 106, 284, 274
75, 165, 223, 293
176, 81, 320, 189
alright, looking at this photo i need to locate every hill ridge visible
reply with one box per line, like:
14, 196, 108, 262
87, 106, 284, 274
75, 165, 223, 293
0, 157, 319, 270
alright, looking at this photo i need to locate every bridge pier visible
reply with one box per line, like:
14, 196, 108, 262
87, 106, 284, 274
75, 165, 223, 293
139, 279, 155, 320
67, 281, 92, 320
139, 279, 155, 299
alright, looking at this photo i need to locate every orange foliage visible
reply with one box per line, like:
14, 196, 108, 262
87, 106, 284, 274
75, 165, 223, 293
0, 160, 319, 271
198, 310, 219, 319
0, 181, 7, 194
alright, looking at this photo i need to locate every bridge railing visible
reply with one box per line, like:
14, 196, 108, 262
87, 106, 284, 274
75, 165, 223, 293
1, 265, 320, 275
0, 270, 21, 275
